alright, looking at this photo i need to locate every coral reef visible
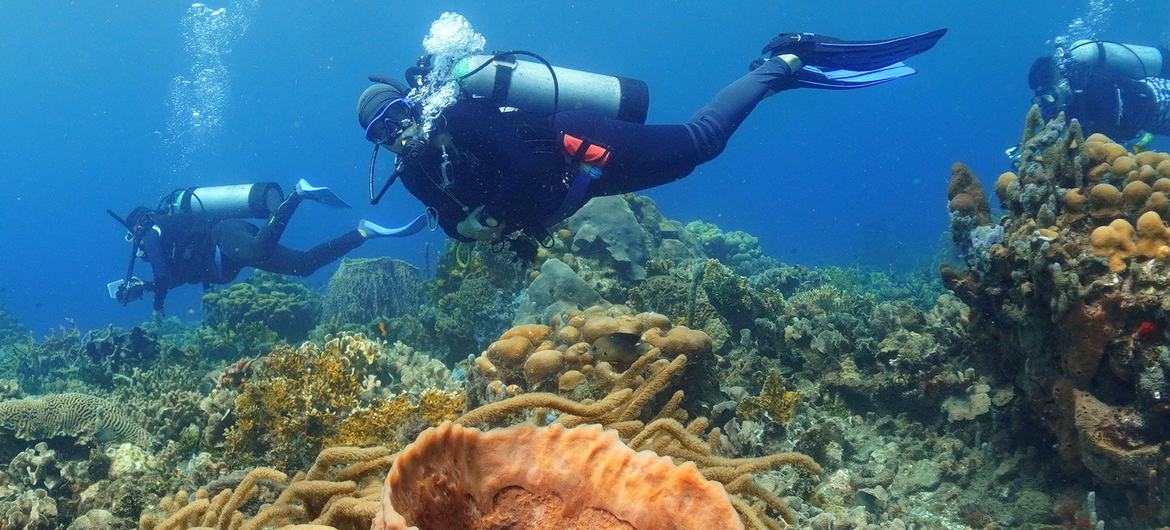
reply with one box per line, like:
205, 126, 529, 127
0, 302, 27, 347
686, 220, 777, 276
945, 106, 1170, 525
200, 271, 322, 359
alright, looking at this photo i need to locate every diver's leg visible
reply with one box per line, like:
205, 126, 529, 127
252, 193, 303, 260
210, 220, 259, 282
256, 230, 365, 277
683, 58, 795, 161
552, 59, 795, 195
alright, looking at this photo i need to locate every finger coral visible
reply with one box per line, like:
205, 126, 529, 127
374, 422, 743, 530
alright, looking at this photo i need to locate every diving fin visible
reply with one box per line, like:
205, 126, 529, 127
358, 214, 430, 238
763, 28, 947, 71
797, 62, 918, 90
295, 178, 351, 208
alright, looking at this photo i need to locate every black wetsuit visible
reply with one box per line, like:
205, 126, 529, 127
1065, 76, 1170, 140
139, 194, 365, 311
397, 59, 794, 241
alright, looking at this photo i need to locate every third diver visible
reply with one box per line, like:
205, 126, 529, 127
108, 179, 423, 314
1030, 39, 1170, 145
357, 26, 948, 259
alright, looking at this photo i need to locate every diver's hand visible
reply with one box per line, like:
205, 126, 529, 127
116, 278, 147, 304
456, 206, 505, 241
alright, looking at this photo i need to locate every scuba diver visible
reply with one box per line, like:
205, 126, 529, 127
107, 179, 424, 314
1030, 40, 1170, 144
356, 28, 948, 260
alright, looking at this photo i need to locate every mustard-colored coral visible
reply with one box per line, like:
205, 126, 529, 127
737, 371, 802, 425
417, 388, 465, 425
328, 395, 416, 450
1089, 219, 1136, 272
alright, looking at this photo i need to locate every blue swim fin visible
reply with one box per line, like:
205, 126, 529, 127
358, 214, 430, 238
763, 28, 947, 71
296, 178, 351, 209
797, 62, 918, 90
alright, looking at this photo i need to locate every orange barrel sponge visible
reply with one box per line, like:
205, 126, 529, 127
1134, 211, 1170, 259
1088, 183, 1122, 219
1089, 219, 1137, 272
372, 423, 744, 530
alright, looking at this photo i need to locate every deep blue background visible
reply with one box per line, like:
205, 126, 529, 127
2, 1, 1167, 333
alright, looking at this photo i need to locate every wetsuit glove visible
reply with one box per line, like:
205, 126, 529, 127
456, 206, 506, 241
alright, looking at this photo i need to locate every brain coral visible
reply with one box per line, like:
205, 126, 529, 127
373, 422, 744, 530
0, 393, 151, 447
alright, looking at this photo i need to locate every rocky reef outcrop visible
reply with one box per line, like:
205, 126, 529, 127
945, 106, 1170, 525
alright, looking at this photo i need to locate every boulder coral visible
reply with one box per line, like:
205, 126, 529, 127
472, 306, 711, 400
373, 423, 744, 530
0, 393, 151, 447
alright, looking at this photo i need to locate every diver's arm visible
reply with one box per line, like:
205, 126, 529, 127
139, 227, 170, 311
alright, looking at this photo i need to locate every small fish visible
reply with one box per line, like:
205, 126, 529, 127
590, 332, 649, 364
376, 321, 389, 337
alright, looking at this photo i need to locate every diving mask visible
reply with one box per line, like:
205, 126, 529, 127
364, 98, 417, 147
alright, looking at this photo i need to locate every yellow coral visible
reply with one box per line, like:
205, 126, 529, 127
329, 395, 416, 450
417, 389, 466, 425
737, 371, 802, 425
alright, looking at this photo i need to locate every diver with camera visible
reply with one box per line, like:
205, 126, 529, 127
108, 179, 424, 314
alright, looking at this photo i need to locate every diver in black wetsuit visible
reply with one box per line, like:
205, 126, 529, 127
356, 29, 947, 259
1030, 40, 1170, 143
109, 179, 419, 314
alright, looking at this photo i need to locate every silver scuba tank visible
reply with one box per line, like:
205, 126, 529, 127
1069, 40, 1165, 79
169, 182, 284, 220
453, 54, 650, 123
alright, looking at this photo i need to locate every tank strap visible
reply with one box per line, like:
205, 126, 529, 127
490, 55, 518, 105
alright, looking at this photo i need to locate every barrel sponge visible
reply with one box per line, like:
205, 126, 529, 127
1134, 211, 1170, 258
372, 423, 743, 530
1089, 219, 1136, 272
0, 393, 151, 447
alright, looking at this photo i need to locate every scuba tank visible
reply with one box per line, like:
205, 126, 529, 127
166, 182, 284, 220
1068, 40, 1169, 80
453, 54, 650, 123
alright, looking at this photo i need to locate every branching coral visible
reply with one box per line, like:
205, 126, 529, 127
225, 333, 464, 468
737, 371, 802, 426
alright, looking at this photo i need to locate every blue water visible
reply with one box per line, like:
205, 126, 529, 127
2, 0, 1168, 333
